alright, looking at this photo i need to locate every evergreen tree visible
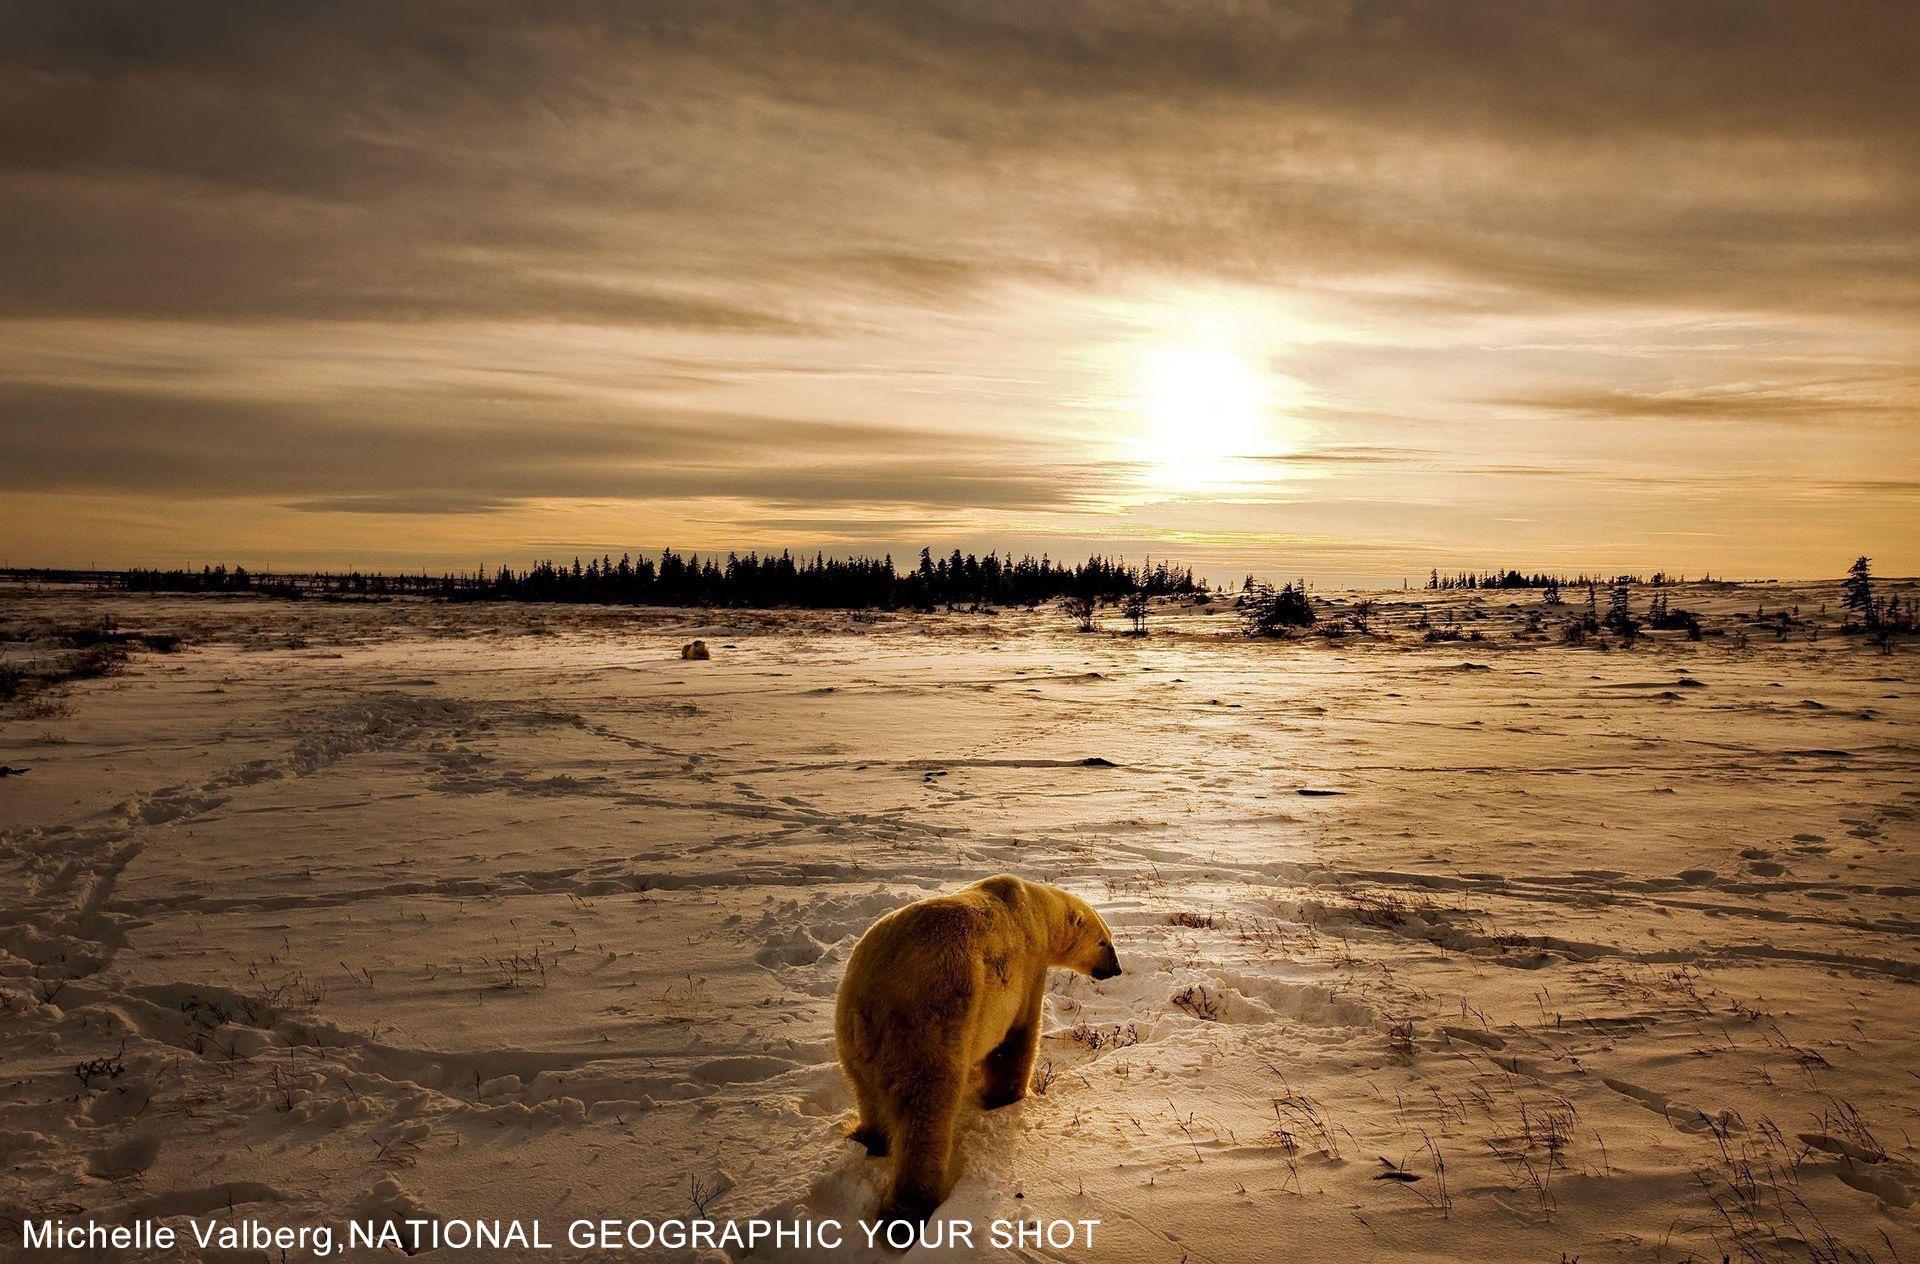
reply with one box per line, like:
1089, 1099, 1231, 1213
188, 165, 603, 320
1605, 583, 1635, 638
1842, 556, 1875, 628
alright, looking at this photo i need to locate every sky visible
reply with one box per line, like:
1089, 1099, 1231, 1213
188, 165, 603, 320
2, 1, 1917, 585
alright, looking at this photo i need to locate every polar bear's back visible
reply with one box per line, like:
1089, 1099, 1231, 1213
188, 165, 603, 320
841, 895, 992, 1016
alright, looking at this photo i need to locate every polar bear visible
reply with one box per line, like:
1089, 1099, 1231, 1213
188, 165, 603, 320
834, 875, 1122, 1226
680, 640, 710, 660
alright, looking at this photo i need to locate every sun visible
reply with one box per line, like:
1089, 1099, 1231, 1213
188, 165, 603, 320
1134, 344, 1269, 491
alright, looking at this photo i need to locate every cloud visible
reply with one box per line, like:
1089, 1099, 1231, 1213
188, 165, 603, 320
1490, 381, 1919, 424
0, 379, 1106, 513
1247, 446, 1441, 466
5, 1, 1915, 324
287, 495, 518, 516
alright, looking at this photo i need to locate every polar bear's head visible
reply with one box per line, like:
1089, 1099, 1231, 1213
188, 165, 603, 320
1054, 889, 1123, 980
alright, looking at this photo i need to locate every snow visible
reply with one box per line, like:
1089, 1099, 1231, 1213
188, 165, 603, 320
2, 582, 1917, 1263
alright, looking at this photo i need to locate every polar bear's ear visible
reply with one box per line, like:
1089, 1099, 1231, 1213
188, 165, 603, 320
1067, 909, 1085, 928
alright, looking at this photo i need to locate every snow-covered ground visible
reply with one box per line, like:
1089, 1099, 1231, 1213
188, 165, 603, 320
3, 582, 1917, 1263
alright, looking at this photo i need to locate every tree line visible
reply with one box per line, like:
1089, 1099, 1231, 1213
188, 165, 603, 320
1424, 568, 1692, 591
106, 549, 1202, 610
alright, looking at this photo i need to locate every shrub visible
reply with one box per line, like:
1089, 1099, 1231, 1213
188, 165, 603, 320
1647, 594, 1702, 638
1240, 583, 1315, 637
1562, 614, 1598, 645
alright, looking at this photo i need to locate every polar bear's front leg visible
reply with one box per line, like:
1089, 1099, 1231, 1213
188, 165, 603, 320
980, 984, 1043, 1108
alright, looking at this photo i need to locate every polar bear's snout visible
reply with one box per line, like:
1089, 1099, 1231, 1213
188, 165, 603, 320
1092, 943, 1123, 980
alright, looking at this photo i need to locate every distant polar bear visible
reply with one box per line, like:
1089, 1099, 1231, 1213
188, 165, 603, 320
680, 639, 710, 660
834, 875, 1122, 1226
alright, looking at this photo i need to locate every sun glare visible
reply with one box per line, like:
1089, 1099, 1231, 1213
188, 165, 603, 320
1135, 344, 1271, 491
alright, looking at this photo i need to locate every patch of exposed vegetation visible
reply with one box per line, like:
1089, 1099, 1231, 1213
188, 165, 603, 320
0, 615, 185, 716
